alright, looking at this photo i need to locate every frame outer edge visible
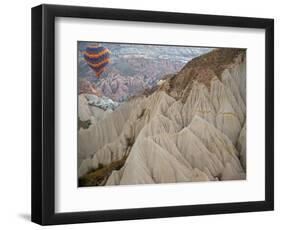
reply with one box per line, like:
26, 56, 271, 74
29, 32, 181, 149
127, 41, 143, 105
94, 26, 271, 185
42, 4, 57, 225
265, 19, 274, 210
31, 5, 43, 225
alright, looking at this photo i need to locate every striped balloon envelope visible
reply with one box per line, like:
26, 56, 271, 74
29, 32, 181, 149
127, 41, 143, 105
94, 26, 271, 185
84, 44, 110, 77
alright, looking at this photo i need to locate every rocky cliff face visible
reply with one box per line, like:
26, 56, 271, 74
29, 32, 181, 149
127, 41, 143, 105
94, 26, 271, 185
78, 79, 100, 95
78, 48, 246, 186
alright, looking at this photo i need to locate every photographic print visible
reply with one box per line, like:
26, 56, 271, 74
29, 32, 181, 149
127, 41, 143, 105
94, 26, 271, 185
77, 42, 246, 187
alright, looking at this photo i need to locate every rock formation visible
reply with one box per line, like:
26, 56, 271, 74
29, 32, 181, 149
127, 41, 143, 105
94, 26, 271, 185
78, 43, 212, 102
78, 79, 100, 95
78, 48, 246, 186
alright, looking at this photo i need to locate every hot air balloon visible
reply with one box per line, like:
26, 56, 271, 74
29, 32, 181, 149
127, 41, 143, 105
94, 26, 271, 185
84, 44, 110, 77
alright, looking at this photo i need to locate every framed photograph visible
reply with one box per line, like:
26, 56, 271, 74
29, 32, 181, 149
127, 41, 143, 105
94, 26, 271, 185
31, 4, 274, 225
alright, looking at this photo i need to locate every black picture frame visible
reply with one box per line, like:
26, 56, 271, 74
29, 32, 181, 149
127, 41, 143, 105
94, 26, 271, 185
31, 4, 274, 225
